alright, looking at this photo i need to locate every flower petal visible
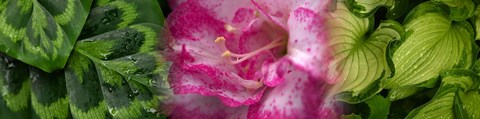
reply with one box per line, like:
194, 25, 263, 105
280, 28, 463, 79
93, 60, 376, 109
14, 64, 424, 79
284, 8, 334, 82
166, 1, 266, 106
248, 63, 335, 118
169, 64, 266, 107
167, 94, 248, 119
251, 0, 331, 29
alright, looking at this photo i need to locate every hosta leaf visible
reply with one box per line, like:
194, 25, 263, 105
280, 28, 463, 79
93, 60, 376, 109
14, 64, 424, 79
0, 0, 92, 72
387, 86, 423, 101
431, 0, 475, 21
365, 95, 390, 119
345, 0, 410, 19
328, 1, 403, 102
381, 2, 475, 89
455, 91, 480, 119
472, 5, 480, 40
342, 113, 363, 119
406, 70, 477, 119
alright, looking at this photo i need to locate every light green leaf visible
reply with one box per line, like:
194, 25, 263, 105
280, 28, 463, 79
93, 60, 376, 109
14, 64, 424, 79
387, 86, 423, 101
0, 0, 92, 72
328, 1, 403, 102
455, 91, 480, 119
381, 2, 475, 89
406, 70, 477, 119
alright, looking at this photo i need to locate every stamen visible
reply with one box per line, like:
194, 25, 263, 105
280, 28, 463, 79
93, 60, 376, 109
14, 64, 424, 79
215, 36, 226, 43
230, 72, 264, 90
254, 10, 261, 17
224, 24, 237, 32
215, 36, 286, 64
221, 51, 231, 57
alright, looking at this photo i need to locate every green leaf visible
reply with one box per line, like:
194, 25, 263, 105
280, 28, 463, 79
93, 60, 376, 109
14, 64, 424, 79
0, 0, 92, 72
387, 86, 423, 101
30, 68, 70, 118
328, 1, 403, 102
345, 0, 410, 19
0, 0, 169, 118
432, 0, 475, 21
63, 0, 169, 118
471, 5, 480, 40
342, 113, 363, 119
0, 54, 33, 118
381, 2, 475, 89
455, 90, 480, 119
406, 70, 476, 119
365, 95, 390, 119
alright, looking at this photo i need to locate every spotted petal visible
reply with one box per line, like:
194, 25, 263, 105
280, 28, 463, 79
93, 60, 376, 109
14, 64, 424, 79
167, 94, 248, 119
251, 0, 331, 29
248, 63, 336, 118
166, 1, 266, 106
284, 8, 334, 82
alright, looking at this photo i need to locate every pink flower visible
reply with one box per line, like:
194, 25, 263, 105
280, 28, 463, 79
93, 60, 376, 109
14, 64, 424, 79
164, 0, 340, 118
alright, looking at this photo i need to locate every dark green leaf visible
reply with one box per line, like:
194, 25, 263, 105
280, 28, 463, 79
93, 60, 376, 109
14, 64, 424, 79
432, 0, 475, 21
0, 0, 93, 72
0, 0, 169, 118
364, 95, 390, 119
345, 0, 411, 19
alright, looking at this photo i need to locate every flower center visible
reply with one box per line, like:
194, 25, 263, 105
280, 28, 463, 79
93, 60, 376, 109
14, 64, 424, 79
215, 36, 286, 64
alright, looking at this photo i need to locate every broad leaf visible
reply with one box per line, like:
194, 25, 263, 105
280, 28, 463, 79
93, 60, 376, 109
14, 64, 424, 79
387, 86, 423, 101
0, 54, 32, 118
472, 5, 480, 40
0, 0, 170, 118
345, 0, 410, 19
0, 0, 92, 72
431, 0, 475, 21
381, 2, 475, 89
342, 114, 363, 119
406, 70, 477, 119
364, 95, 390, 119
328, 1, 403, 103
455, 91, 480, 119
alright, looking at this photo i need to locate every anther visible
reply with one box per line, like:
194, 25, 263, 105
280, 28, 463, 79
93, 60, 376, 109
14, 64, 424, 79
221, 51, 231, 57
215, 36, 226, 43
224, 24, 237, 32
254, 10, 261, 17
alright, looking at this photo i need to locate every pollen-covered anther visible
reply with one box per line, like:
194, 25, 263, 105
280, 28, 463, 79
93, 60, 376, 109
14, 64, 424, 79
224, 24, 237, 32
215, 36, 226, 43
254, 10, 260, 17
221, 51, 232, 57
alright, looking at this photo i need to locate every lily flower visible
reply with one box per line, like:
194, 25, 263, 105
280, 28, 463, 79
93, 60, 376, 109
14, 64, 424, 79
164, 0, 340, 118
